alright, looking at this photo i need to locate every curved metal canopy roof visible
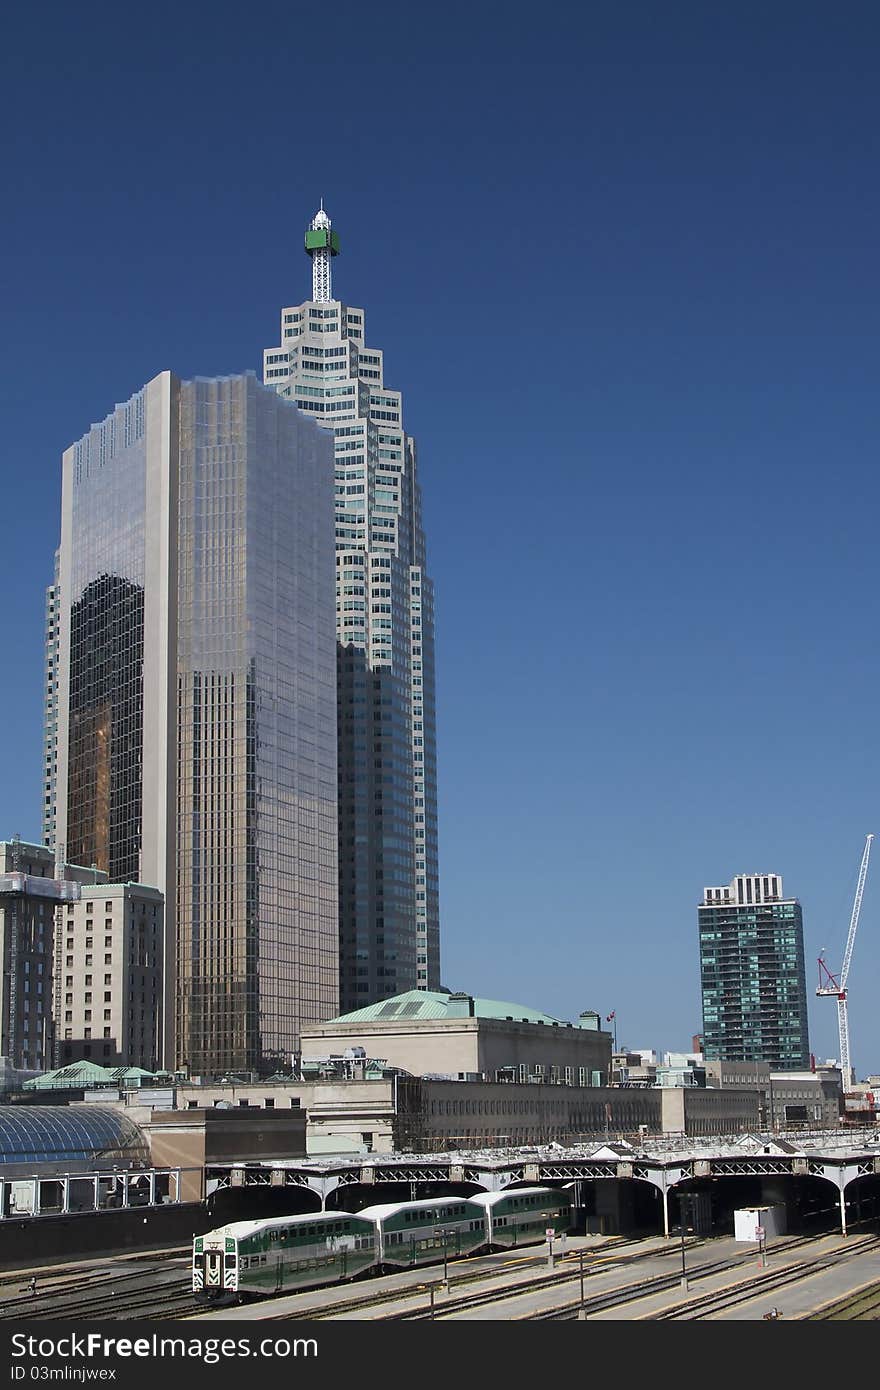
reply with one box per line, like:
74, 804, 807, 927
0, 1106, 148, 1165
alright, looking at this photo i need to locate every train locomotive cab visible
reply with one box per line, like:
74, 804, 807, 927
193, 1233, 238, 1301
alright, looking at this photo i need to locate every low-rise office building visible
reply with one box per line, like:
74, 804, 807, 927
54, 883, 163, 1071
705, 1059, 843, 1129
0, 840, 106, 1072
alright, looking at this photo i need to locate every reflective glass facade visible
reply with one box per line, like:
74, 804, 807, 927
64, 394, 147, 883
53, 373, 338, 1075
263, 239, 440, 1011
176, 376, 338, 1072
699, 874, 810, 1068
42, 561, 60, 853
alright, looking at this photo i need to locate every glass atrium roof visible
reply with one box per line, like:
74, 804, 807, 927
0, 1106, 148, 1165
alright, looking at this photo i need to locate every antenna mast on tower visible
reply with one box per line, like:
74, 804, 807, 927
304, 203, 340, 303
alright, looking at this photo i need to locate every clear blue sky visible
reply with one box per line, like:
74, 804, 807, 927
2, 2, 879, 1074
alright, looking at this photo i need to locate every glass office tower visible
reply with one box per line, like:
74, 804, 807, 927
698, 872, 810, 1069
53, 371, 338, 1072
263, 207, 440, 1010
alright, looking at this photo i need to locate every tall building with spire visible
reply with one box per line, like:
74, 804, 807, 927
263, 206, 440, 1009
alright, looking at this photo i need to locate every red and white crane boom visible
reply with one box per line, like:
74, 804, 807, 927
817, 832, 873, 1087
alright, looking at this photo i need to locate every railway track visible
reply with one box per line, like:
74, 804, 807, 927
0, 1247, 188, 1299
10, 1238, 635, 1324
14, 1229, 875, 1323
424, 1232, 878, 1322
644, 1234, 880, 1321
285, 1236, 784, 1321
0, 1263, 193, 1323
256, 1236, 690, 1322
806, 1280, 880, 1320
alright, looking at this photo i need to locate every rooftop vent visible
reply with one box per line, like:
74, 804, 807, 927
446, 993, 475, 1018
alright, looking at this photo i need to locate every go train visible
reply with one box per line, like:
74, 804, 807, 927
193, 1186, 572, 1299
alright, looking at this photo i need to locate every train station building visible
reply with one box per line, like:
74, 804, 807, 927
298, 990, 614, 1085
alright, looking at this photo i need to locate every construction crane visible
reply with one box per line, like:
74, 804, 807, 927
817, 832, 873, 1088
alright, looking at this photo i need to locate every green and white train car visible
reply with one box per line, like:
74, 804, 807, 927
359, 1196, 487, 1269
470, 1187, 573, 1249
193, 1212, 378, 1299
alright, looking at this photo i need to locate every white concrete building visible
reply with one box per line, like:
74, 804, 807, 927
262, 206, 439, 1013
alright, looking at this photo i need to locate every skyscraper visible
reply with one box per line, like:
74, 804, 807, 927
51, 371, 338, 1073
42, 556, 60, 855
262, 206, 440, 1010
698, 872, 810, 1069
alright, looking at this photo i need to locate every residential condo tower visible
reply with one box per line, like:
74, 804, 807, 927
698, 872, 810, 1069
